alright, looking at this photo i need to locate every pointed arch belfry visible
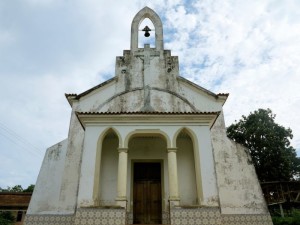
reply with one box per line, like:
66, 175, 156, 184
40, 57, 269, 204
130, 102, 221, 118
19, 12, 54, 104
131, 7, 164, 51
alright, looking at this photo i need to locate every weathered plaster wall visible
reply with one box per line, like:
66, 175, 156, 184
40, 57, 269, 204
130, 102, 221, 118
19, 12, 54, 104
103, 90, 144, 112
211, 112, 269, 214
30, 102, 87, 215
58, 108, 84, 213
77, 80, 116, 112
178, 80, 223, 112
28, 139, 68, 214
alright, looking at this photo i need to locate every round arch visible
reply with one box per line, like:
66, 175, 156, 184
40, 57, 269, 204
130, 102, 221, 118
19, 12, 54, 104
131, 7, 164, 51
124, 129, 171, 149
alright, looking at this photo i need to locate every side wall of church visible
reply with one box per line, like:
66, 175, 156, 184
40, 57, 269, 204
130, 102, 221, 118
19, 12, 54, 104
27, 139, 68, 214
57, 110, 85, 213
211, 112, 269, 214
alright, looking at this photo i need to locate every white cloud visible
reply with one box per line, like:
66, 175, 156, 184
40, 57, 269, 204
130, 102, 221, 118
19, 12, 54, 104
0, 30, 17, 46
0, 0, 299, 188
155, 0, 300, 153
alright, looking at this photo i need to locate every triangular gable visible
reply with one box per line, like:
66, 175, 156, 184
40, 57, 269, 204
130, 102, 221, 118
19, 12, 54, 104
65, 77, 116, 106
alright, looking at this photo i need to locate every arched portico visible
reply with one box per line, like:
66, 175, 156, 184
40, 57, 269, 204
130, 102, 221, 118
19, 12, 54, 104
124, 129, 171, 149
94, 128, 121, 206
127, 133, 167, 224
76, 112, 219, 210
173, 127, 204, 204
173, 127, 203, 205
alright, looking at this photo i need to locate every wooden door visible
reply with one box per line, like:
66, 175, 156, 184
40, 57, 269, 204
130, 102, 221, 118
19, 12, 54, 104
133, 163, 162, 224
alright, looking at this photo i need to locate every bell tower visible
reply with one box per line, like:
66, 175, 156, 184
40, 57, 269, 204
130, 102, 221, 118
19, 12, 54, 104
130, 6, 164, 52
114, 7, 180, 112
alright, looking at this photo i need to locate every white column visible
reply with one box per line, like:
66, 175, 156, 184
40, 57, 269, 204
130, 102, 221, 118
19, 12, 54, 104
167, 147, 180, 205
116, 147, 128, 207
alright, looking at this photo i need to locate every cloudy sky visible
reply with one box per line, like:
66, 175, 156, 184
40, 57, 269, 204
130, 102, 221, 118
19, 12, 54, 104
0, 0, 299, 188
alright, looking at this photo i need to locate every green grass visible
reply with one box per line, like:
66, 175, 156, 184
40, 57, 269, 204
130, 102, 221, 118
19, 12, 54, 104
272, 210, 300, 225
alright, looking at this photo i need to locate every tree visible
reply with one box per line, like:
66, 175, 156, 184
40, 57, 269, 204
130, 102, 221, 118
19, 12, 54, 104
227, 108, 300, 182
0, 211, 14, 225
0, 184, 34, 193
7, 185, 23, 192
23, 184, 34, 192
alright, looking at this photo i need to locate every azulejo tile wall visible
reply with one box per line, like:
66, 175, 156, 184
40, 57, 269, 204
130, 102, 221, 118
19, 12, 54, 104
170, 207, 273, 225
74, 208, 126, 225
24, 207, 273, 225
24, 214, 74, 225
126, 211, 170, 224
171, 207, 222, 225
24, 208, 126, 225
222, 214, 273, 225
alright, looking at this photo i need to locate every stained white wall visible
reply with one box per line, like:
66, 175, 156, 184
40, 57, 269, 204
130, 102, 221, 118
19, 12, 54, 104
211, 113, 269, 214
177, 134, 197, 205
99, 135, 118, 205
28, 139, 68, 214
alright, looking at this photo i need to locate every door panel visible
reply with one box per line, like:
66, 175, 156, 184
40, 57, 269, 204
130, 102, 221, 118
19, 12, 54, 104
149, 181, 162, 224
134, 181, 147, 224
133, 163, 162, 224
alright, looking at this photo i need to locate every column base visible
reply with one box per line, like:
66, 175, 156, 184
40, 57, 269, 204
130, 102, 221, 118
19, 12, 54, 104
169, 197, 180, 206
115, 197, 127, 208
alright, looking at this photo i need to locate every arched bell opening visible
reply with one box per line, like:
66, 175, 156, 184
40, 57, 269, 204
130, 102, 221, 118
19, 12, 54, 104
138, 18, 156, 48
131, 7, 164, 51
97, 129, 120, 206
176, 129, 198, 205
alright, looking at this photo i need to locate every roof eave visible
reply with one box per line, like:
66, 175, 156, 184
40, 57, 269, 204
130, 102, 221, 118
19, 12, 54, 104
65, 94, 77, 107
76, 111, 221, 130
217, 93, 229, 105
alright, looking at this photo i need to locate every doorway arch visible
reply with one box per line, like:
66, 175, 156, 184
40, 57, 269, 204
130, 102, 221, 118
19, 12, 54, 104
127, 133, 168, 224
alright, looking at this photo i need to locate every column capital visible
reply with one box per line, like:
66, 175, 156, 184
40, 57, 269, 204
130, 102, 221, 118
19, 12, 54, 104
167, 147, 178, 153
118, 147, 128, 153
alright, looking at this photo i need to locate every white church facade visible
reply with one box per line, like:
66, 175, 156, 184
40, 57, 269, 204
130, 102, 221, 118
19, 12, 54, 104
25, 7, 273, 225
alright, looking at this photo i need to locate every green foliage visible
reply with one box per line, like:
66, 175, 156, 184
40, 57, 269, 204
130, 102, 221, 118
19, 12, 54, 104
0, 184, 34, 193
227, 108, 300, 182
0, 211, 15, 225
23, 184, 35, 193
7, 185, 23, 192
272, 210, 300, 225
